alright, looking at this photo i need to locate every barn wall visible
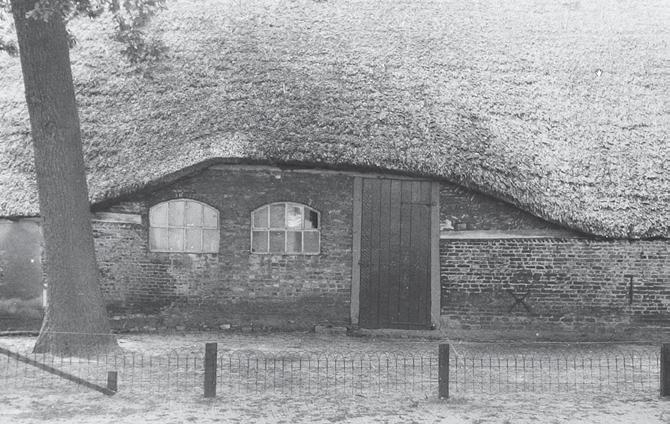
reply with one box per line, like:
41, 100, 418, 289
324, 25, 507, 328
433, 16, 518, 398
94, 167, 354, 330
439, 184, 562, 231
440, 239, 670, 333
439, 182, 670, 334
3, 173, 667, 336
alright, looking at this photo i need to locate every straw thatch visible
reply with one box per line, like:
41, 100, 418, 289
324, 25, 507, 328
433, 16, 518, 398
1, 0, 668, 238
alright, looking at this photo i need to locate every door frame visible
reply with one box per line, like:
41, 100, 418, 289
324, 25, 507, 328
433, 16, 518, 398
350, 176, 441, 330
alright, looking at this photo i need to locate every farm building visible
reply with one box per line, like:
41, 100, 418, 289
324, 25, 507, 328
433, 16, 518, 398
0, 0, 668, 336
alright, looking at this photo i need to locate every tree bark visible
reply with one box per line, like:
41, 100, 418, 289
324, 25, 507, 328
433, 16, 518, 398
11, 0, 117, 356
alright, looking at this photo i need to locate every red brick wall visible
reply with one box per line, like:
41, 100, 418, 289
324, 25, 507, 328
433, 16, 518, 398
94, 167, 353, 330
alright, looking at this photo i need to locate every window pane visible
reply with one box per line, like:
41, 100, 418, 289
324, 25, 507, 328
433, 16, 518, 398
270, 204, 285, 228
203, 206, 218, 228
150, 203, 168, 227
251, 231, 268, 253
287, 231, 302, 253
168, 228, 184, 251
269, 231, 285, 253
305, 209, 319, 229
185, 202, 203, 227
303, 231, 319, 253
168, 201, 185, 226
286, 206, 302, 229
149, 227, 168, 251
203, 229, 220, 253
185, 229, 202, 252
253, 206, 269, 229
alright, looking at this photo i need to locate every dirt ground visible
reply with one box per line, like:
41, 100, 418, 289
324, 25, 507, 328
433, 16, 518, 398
2, 386, 669, 423
0, 332, 438, 356
1, 332, 669, 423
0, 331, 657, 356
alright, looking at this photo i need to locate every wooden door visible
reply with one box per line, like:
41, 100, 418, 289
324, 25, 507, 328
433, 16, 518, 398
358, 178, 433, 329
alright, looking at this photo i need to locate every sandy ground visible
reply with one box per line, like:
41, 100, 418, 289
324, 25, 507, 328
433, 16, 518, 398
1, 387, 669, 423
1, 333, 668, 423
0, 332, 438, 355
0, 332, 657, 356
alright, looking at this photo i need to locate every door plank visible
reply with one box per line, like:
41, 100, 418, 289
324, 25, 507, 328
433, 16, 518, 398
409, 180, 423, 326
377, 179, 392, 327
351, 177, 362, 326
359, 178, 374, 327
368, 178, 382, 328
388, 179, 402, 326
397, 180, 414, 327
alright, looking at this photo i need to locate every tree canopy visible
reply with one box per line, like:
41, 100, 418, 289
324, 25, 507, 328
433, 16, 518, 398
1, 0, 166, 63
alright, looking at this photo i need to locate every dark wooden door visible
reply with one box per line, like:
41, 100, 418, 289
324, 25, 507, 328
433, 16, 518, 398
359, 178, 432, 329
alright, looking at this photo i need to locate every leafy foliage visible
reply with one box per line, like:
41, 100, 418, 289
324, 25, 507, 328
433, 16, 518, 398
114, 23, 166, 64
107, 0, 167, 63
0, 0, 166, 63
0, 6, 17, 54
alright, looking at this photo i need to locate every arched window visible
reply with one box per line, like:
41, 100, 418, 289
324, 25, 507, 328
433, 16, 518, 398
251, 202, 320, 254
149, 199, 219, 253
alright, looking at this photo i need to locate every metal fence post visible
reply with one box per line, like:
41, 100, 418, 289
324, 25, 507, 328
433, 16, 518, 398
661, 343, 670, 397
439, 343, 449, 398
106, 371, 117, 393
204, 343, 217, 398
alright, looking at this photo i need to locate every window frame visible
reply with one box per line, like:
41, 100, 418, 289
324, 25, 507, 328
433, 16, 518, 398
148, 198, 220, 253
250, 202, 321, 255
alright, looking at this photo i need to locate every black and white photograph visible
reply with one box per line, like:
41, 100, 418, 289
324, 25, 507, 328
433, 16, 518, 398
0, 0, 668, 422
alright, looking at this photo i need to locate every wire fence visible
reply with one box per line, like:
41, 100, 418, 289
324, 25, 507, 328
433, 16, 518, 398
216, 351, 437, 394
0, 344, 662, 397
450, 350, 660, 394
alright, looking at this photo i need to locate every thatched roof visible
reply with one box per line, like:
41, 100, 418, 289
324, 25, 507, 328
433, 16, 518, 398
1, 0, 668, 238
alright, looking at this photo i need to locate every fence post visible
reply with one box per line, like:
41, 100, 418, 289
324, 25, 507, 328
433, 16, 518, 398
439, 343, 449, 399
107, 371, 117, 393
204, 343, 217, 398
661, 343, 670, 397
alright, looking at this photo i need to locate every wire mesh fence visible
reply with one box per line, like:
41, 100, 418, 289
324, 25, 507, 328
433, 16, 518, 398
0, 350, 204, 394
450, 350, 660, 394
0, 349, 437, 395
0, 343, 662, 397
216, 351, 437, 395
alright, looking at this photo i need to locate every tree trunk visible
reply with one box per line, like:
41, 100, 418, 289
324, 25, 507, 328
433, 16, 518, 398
11, 0, 117, 356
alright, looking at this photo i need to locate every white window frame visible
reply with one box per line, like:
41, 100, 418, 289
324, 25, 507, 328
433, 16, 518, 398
148, 199, 220, 253
250, 202, 321, 255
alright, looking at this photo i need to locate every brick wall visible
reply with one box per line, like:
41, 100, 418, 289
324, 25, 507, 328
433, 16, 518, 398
440, 239, 670, 332
440, 183, 563, 231
94, 167, 354, 330
439, 181, 670, 333
5, 172, 667, 335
